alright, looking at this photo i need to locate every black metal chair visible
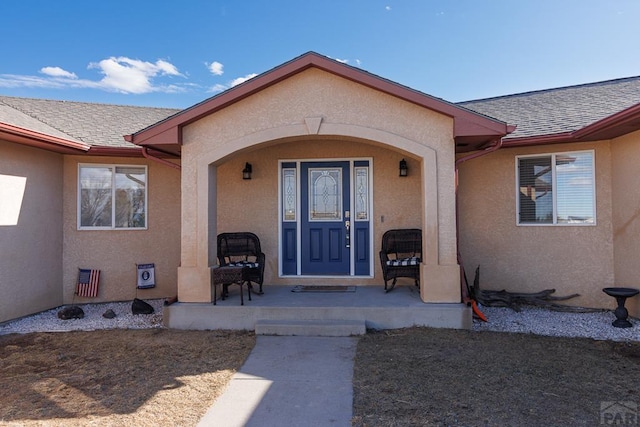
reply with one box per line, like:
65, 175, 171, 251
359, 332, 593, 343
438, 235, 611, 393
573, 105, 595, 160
217, 232, 266, 294
379, 228, 422, 292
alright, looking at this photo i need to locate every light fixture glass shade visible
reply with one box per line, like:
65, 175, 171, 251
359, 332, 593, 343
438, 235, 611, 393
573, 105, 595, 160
242, 162, 252, 180
399, 159, 408, 177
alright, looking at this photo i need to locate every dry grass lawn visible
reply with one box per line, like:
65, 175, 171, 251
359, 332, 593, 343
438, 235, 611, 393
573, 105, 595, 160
2, 327, 640, 426
352, 328, 640, 426
0, 329, 254, 426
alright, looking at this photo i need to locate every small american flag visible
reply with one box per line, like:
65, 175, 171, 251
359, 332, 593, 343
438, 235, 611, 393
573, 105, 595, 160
77, 269, 100, 297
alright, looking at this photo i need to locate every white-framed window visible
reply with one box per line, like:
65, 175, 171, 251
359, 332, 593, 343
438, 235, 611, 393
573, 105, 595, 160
516, 150, 595, 225
78, 164, 147, 230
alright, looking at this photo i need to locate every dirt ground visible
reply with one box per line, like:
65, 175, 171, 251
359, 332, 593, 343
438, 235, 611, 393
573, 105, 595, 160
352, 328, 640, 426
1, 327, 639, 427
0, 329, 255, 427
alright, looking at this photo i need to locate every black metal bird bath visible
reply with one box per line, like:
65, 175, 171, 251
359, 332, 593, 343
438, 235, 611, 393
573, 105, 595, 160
602, 287, 639, 328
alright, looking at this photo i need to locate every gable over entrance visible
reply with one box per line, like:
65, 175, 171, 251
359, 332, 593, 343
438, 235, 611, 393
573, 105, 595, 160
125, 52, 511, 306
126, 52, 511, 154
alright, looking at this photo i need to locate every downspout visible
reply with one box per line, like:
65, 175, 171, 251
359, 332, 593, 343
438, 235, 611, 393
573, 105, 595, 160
142, 147, 181, 170
454, 137, 504, 304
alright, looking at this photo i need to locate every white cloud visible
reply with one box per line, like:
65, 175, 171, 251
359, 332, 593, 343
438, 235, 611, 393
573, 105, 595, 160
0, 74, 68, 89
207, 61, 224, 76
40, 66, 77, 79
385, 6, 391, 11
206, 73, 259, 94
328, 56, 361, 66
0, 57, 189, 95
209, 83, 228, 93
155, 59, 184, 76
88, 57, 186, 94
230, 73, 258, 87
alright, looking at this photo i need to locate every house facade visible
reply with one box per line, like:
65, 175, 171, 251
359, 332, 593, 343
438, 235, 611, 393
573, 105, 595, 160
1, 52, 639, 326
458, 78, 640, 317
0, 100, 181, 323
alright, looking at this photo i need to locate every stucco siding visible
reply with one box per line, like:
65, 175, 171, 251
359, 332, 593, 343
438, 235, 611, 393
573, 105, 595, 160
0, 141, 63, 322
457, 141, 615, 311
216, 139, 423, 285
62, 156, 180, 303
184, 69, 454, 150
611, 129, 640, 317
177, 68, 461, 300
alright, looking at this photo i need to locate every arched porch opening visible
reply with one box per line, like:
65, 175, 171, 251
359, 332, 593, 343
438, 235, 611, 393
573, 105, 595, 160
177, 122, 461, 304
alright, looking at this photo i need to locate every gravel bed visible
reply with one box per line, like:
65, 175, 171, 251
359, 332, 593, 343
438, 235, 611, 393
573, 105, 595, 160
0, 299, 165, 335
473, 305, 640, 342
1, 300, 639, 342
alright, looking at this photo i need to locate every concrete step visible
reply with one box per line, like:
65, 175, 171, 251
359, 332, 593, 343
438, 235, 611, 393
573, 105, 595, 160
255, 319, 366, 336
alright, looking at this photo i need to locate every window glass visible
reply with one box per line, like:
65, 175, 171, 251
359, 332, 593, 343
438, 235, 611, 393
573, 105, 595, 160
518, 157, 552, 224
355, 167, 369, 220
517, 151, 594, 225
115, 166, 146, 228
80, 166, 113, 227
555, 153, 594, 224
282, 168, 296, 221
309, 168, 342, 221
79, 165, 147, 229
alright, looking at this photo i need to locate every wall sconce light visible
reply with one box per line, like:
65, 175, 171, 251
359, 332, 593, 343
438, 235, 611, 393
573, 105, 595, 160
399, 159, 408, 177
242, 162, 252, 180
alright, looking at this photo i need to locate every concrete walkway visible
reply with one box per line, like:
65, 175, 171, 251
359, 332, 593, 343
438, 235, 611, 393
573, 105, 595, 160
198, 336, 358, 427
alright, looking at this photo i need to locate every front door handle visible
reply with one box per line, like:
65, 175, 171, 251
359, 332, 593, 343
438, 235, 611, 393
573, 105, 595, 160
345, 219, 350, 248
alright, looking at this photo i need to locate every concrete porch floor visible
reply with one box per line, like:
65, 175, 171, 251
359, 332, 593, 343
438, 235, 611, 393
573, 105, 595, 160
163, 284, 472, 332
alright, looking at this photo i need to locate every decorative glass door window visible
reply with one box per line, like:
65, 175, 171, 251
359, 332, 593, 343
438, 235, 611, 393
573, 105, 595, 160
309, 168, 342, 221
354, 167, 369, 220
282, 168, 297, 221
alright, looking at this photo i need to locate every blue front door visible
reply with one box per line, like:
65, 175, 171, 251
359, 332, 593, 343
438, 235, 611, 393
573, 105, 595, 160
280, 160, 372, 276
301, 161, 351, 275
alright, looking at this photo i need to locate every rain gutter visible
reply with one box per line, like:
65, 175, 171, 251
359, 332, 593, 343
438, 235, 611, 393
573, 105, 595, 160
142, 147, 181, 170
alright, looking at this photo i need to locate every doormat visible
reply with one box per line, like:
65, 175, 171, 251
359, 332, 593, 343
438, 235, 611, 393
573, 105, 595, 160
291, 285, 357, 293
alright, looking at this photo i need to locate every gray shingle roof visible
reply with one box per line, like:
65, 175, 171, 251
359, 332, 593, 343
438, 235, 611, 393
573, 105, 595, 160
3, 74, 640, 149
458, 76, 640, 139
0, 96, 180, 149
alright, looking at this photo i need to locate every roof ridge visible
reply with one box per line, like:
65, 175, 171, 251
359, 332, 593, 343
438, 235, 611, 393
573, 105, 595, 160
458, 75, 640, 104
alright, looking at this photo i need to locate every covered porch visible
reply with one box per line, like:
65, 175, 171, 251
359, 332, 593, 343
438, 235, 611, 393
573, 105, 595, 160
163, 284, 472, 333
126, 53, 511, 331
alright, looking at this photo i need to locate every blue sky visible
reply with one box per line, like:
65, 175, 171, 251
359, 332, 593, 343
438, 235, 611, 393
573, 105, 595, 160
1, 1, 639, 109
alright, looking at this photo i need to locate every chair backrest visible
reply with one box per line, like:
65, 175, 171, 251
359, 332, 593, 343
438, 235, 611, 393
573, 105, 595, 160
217, 232, 262, 264
381, 229, 422, 258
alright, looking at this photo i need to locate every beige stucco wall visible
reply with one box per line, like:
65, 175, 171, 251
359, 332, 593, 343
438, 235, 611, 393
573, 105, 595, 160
216, 139, 423, 285
611, 129, 640, 317
177, 68, 461, 302
62, 156, 180, 303
457, 141, 618, 312
0, 141, 63, 322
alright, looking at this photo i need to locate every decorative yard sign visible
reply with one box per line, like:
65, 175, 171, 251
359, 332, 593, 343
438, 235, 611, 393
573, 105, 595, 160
137, 263, 156, 289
